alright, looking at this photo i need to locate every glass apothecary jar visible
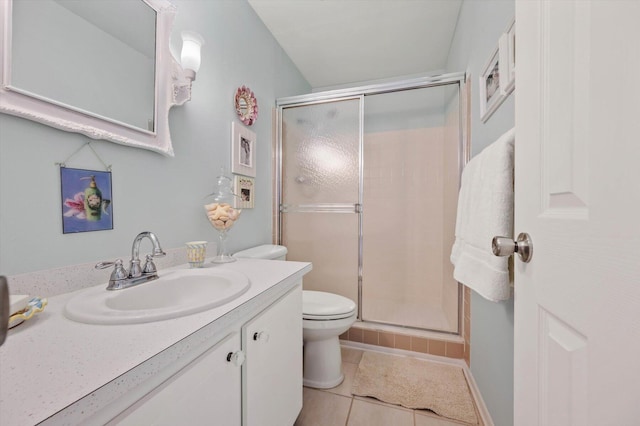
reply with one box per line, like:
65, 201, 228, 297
204, 170, 242, 263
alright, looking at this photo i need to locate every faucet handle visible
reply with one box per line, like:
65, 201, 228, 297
142, 254, 158, 274
95, 259, 128, 282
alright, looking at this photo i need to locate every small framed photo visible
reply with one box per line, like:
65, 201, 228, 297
60, 167, 113, 234
479, 46, 506, 123
499, 19, 516, 95
234, 175, 255, 209
231, 121, 256, 177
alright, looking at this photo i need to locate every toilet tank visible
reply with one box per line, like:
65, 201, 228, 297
233, 244, 287, 260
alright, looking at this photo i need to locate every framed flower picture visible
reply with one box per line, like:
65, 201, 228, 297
60, 167, 113, 233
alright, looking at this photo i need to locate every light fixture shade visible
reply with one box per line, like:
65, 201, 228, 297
181, 31, 204, 73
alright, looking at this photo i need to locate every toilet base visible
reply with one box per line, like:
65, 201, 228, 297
302, 336, 344, 389
303, 372, 344, 389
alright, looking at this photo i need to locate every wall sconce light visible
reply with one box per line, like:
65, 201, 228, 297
172, 30, 204, 105
180, 31, 204, 81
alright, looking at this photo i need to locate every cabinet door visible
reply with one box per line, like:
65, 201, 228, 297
243, 285, 302, 426
113, 332, 242, 426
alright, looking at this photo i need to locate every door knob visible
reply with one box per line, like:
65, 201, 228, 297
492, 232, 533, 263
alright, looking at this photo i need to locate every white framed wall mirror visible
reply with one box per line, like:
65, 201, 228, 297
0, 0, 187, 156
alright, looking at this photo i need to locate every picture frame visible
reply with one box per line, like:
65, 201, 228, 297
479, 46, 504, 123
234, 175, 255, 209
499, 19, 516, 95
60, 167, 113, 234
231, 121, 256, 177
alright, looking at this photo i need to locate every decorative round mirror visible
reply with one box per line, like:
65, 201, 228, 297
235, 86, 258, 125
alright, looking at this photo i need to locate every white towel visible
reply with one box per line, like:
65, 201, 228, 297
450, 128, 515, 302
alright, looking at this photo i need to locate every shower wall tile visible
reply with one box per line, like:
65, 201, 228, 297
362, 127, 456, 330
348, 327, 363, 343
379, 332, 395, 348
395, 334, 411, 351
410, 337, 429, 353
363, 329, 378, 346
341, 326, 466, 360
428, 340, 446, 357
442, 101, 462, 332
283, 212, 359, 303
445, 342, 464, 359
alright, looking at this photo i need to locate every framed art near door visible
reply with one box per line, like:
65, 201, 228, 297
231, 122, 256, 177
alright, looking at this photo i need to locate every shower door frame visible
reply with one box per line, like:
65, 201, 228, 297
275, 72, 469, 336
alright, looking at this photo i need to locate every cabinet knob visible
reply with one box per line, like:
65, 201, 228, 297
226, 350, 245, 367
253, 331, 270, 343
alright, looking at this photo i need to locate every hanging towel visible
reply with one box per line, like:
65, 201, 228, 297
450, 128, 515, 302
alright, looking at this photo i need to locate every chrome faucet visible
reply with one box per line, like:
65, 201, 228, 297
96, 231, 166, 290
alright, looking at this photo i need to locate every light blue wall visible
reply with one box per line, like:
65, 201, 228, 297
0, 0, 310, 276
445, 1, 515, 425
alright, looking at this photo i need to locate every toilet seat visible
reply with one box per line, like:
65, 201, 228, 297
303, 291, 356, 320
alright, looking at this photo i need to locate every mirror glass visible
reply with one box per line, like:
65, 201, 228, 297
235, 86, 258, 126
238, 97, 248, 115
10, 0, 156, 132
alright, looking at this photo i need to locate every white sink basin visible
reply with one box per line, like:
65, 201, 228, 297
64, 268, 250, 325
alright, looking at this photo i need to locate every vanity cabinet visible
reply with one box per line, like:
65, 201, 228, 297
243, 285, 302, 426
106, 284, 302, 426
111, 332, 242, 425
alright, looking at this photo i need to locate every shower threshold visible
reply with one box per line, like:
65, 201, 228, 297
343, 321, 466, 362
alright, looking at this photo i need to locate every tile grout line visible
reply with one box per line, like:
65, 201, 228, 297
344, 395, 355, 426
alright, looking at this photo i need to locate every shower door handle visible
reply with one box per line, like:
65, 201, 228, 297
280, 203, 360, 213
492, 233, 533, 263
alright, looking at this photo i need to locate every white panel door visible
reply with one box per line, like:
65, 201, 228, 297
515, 1, 640, 424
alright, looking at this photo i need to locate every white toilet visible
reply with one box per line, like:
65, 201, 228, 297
234, 245, 357, 389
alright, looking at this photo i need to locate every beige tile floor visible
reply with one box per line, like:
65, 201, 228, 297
294, 347, 481, 426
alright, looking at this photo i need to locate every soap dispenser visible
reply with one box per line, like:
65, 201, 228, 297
81, 176, 103, 221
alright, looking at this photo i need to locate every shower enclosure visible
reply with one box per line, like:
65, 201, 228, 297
276, 74, 466, 335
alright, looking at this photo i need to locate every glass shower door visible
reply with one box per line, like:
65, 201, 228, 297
279, 99, 361, 305
361, 85, 460, 333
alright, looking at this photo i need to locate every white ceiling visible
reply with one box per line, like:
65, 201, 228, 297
248, 0, 463, 89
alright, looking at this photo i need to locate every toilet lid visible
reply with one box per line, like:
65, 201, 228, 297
303, 291, 356, 320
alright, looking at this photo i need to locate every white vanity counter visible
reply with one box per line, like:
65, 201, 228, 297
0, 259, 311, 426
